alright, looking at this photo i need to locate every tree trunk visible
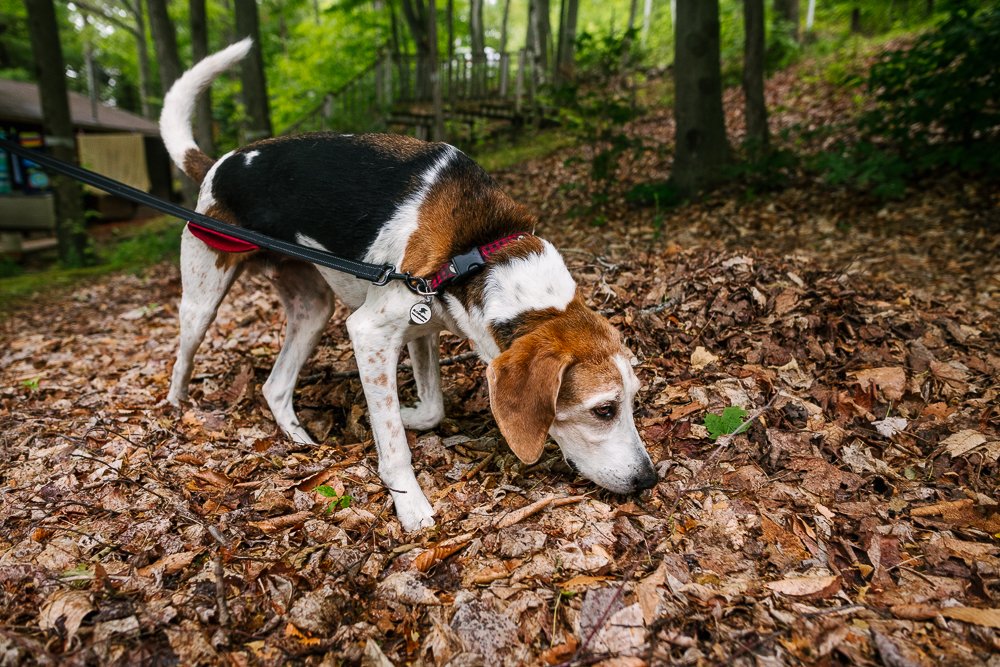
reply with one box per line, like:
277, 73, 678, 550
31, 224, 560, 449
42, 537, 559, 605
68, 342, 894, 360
234, 0, 272, 140
529, 0, 550, 81
400, 0, 431, 98
773, 0, 800, 42
805, 0, 816, 34
25, 0, 91, 266
743, 0, 768, 151
131, 0, 153, 118
469, 0, 484, 95
672, 0, 730, 196
428, 0, 444, 140
499, 0, 512, 53
190, 0, 214, 154
641, 0, 653, 44
556, 0, 579, 82
850, 6, 861, 33
447, 0, 454, 103
146, 0, 182, 99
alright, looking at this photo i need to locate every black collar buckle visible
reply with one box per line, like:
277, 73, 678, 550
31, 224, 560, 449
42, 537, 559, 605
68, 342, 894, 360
448, 247, 486, 278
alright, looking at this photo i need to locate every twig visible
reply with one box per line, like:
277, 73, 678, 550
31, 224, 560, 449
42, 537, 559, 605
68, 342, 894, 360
214, 554, 231, 638
555, 565, 637, 667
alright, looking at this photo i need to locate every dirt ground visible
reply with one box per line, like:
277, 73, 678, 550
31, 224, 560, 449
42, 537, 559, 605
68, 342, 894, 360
1, 56, 999, 666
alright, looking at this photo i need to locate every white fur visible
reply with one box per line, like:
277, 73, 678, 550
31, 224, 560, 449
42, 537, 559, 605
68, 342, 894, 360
363, 146, 458, 266
160, 38, 252, 169
482, 240, 576, 323
549, 354, 655, 494
242, 150, 260, 166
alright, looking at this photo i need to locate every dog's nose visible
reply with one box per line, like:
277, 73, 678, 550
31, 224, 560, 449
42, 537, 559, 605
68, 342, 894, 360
633, 465, 658, 492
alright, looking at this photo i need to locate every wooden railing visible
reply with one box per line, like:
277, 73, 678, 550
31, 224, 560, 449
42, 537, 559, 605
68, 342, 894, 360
282, 50, 540, 137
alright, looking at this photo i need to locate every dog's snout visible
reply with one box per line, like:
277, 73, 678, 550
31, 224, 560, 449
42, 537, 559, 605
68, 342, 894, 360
633, 465, 658, 492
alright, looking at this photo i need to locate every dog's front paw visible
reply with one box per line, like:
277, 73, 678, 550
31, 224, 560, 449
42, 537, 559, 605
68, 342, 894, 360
394, 494, 436, 532
400, 402, 444, 431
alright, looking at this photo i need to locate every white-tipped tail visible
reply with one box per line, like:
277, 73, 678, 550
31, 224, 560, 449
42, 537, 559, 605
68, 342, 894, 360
160, 38, 253, 173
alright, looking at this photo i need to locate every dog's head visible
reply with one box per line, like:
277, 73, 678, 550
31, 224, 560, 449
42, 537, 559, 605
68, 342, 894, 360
486, 299, 658, 493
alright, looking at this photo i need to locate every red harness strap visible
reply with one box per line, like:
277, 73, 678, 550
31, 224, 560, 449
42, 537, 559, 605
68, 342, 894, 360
187, 221, 260, 253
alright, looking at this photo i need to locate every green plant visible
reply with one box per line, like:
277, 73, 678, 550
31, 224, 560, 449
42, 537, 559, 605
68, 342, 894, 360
20, 377, 41, 392
315, 485, 353, 513
703, 406, 750, 441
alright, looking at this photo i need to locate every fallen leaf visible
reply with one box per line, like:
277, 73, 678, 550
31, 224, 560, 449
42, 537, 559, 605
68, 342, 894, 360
941, 429, 988, 457
690, 346, 719, 371
851, 367, 906, 401
939, 607, 1000, 629
38, 590, 93, 648
249, 511, 312, 534
765, 575, 841, 599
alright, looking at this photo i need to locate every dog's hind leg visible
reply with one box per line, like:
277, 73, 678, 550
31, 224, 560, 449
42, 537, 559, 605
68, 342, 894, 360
400, 333, 444, 431
263, 261, 334, 444
168, 228, 241, 405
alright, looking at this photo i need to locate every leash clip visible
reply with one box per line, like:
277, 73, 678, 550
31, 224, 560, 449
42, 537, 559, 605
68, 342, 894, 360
372, 265, 437, 297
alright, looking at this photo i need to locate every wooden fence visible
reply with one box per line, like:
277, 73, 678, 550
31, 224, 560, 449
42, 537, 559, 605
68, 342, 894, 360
283, 50, 540, 137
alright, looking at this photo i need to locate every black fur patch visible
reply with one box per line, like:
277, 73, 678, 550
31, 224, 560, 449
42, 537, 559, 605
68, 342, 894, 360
210, 133, 455, 260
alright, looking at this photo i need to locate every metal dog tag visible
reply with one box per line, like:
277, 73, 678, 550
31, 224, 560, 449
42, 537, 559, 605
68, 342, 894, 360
409, 300, 432, 325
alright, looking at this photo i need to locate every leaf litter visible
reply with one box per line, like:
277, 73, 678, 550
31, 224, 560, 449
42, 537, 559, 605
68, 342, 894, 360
1, 54, 999, 666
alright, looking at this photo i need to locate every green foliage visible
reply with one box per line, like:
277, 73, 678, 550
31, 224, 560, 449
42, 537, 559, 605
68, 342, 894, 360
813, 141, 911, 200
862, 1, 1000, 162
815, 2, 1000, 199
315, 485, 353, 513
703, 406, 750, 441
550, 29, 645, 216
20, 377, 40, 392
102, 222, 182, 269
0, 256, 23, 279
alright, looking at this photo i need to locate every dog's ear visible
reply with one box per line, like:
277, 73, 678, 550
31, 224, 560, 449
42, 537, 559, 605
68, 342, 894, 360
486, 334, 570, 464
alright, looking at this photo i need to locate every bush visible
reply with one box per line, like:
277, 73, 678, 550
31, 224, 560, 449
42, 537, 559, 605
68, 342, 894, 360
816, 1, 1000, 198
862, 1, 1000, 169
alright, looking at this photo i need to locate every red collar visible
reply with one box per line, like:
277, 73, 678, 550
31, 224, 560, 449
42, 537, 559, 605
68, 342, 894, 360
428, 233, 529, 292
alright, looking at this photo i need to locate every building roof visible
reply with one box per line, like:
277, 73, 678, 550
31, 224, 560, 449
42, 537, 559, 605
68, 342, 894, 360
0, 78, 159, 136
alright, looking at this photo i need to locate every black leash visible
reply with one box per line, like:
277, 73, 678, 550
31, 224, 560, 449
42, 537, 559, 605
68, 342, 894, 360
0, 137, 435, 296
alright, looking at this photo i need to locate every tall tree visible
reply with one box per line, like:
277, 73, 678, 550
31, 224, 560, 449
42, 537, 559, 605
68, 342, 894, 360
190, 0, 215, 154
25, 0, 90, 266
75, 0, 154, 116
774, 0, 800, 42
528, 0, 551, 81
400, 0, 431, 97
428, 0, 443, 139
743, 0, 769, 150
234, 0, 272, 140
672, 0, 729, 196
146, 0, 181, 100
555, 0, 579, 82
469, 0, 484, 94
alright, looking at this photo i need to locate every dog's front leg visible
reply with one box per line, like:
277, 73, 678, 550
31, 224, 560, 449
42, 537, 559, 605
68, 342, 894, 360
347, 304, 435, 532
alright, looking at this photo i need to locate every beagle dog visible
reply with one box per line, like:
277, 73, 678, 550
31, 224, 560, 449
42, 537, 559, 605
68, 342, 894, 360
160, 40, 657, 531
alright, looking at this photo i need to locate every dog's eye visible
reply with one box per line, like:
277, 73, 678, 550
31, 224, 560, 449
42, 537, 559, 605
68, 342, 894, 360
591, 403, 617, 420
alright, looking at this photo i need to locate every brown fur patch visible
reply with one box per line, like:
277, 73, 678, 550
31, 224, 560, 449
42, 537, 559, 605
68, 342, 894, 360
487, 295, 625, 461
182, 148, 215, 184
401, 174, 538, 278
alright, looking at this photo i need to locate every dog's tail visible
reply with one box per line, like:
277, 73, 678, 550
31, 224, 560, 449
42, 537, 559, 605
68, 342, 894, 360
160, 38, 252, 185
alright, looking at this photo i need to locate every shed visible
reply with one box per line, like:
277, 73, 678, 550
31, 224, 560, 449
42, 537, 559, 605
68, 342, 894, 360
0, 79, 173, 250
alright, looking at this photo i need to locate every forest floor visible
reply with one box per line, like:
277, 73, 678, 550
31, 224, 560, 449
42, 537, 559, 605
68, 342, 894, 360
1, 49, 999, 666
